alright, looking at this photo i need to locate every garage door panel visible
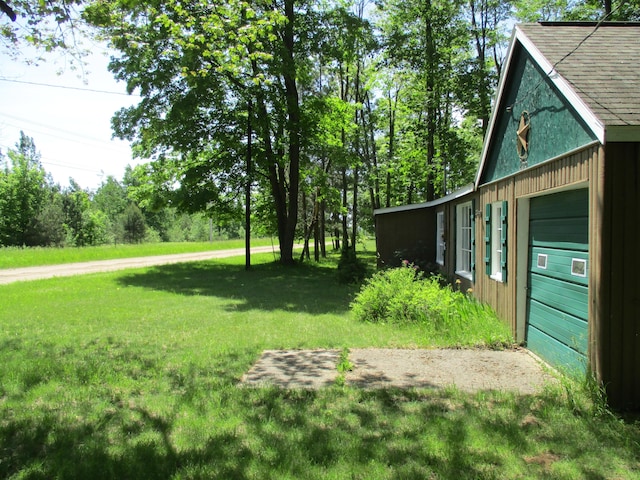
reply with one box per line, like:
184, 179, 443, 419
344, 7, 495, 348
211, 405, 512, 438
528, 189, 588, 220
529, 247, 588, 285
527, 326, 587, 374
529, 218, 588, 248
528, 299, 588, 354
526, 189, 588, 373
528, 272, 588, 319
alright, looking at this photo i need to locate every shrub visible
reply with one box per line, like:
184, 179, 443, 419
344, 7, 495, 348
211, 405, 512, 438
350, 263, 513, 347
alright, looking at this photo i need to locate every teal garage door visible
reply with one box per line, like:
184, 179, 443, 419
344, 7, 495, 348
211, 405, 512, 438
526, 189, 589, 373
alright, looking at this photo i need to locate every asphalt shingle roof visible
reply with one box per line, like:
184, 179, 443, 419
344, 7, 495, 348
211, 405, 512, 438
518, 22, 640, 127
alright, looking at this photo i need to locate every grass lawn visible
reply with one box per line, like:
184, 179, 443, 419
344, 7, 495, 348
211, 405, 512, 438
1, 251, 639, 479
0, 238, 276, 269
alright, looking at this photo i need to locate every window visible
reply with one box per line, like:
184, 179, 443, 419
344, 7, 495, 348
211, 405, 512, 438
436, 211, 445, 265
456, 202, 474, 279
484, 201, 508, 282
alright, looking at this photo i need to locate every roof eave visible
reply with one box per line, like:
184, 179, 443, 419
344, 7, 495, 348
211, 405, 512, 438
605, 125, 640, 142
373, 183, 474, 216
516, 26, 605, 143
474, 28, 519, 189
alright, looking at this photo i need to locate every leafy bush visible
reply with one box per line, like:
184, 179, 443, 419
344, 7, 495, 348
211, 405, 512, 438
351, 262, 513, 347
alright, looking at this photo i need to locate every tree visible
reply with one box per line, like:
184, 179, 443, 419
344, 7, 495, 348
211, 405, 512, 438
92, 175, 128, 242
122, 203, 146, 243
61, 179, 91, 246
0, 0, 91, 67
0, 132, 48, 246
376, 0, 498, 205
85, 0, 306, 264
464, 0, 511, 132
379, 0, 468, 202
513, 0, 640, 21
33, 185, 66, 246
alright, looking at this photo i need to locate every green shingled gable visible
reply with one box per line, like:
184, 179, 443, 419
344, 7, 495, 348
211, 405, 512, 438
480, 46, 596, 185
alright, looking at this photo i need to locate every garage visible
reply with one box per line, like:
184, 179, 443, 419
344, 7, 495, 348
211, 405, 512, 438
526, 189, 589, 373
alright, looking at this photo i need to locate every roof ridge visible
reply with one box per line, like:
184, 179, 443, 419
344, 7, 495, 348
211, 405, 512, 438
535, 21, 640, 27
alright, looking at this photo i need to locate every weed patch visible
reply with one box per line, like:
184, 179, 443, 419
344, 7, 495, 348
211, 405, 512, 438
350, 263, 513, 348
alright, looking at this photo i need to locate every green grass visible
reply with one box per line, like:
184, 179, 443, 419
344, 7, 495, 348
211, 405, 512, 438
1, 251, 639, 479
0, 238, 275, 269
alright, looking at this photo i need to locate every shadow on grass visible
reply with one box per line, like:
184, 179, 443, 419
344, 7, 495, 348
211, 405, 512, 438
115, 253, 374, 315
3, 385, 639, 479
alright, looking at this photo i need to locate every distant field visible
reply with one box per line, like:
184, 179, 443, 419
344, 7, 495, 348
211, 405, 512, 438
0, 239, 276, 269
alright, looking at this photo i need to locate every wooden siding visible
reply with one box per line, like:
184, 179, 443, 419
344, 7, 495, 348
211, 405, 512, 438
477, 145, 597, 342
476, 180, 516, 332
375, 207, 436, 269
598, 142, 640, 410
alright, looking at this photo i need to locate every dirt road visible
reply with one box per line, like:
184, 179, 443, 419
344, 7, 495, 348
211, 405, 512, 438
0, 245, 281, 285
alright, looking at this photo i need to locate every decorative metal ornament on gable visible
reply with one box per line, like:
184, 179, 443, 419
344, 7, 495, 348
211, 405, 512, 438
517, 111, 530, 167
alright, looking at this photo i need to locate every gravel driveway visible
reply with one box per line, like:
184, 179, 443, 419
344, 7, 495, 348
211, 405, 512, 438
0, 246, 281, 285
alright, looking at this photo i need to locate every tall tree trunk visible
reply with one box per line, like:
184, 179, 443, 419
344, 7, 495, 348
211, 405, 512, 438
339, 62, 350, 252
245, 99, 252, 270
252, 61, 289, 261
320, 198, 327, 257
300, 191, 310, 261
314, 195, 320, 262
386, 88, 398, 208
424, 4, 437, 203
341, 165, 349, 250
365, 94, 381, 210
280, 0, 300, 264
469, 0, 491, 134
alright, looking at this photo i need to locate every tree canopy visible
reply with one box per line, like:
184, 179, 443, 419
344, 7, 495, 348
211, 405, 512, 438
3, 0, 637, 261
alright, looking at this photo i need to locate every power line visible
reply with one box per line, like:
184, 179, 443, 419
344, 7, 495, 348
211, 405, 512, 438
509, 7, 623, 113
0, 112, 127, 151
0, 76, 137, 97
0, 143, 105, 174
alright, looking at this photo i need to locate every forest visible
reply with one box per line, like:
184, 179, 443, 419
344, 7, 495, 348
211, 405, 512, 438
1, 0, 637, 260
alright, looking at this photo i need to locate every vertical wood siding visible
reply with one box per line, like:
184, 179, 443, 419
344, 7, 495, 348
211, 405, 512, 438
477, 145, 597, 343
375, 208, 436, 269
599, 142, 640, 409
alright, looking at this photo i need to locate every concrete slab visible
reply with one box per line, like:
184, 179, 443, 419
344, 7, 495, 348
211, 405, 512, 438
240, 348, 555, 393
241, 349, 341, 389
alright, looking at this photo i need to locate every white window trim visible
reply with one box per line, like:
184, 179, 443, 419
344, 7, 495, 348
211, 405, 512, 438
436, 211, 445, 266
490, 202, 504, 282
455, 202, 473, 280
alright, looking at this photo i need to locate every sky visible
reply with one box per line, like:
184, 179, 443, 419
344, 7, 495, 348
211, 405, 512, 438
0, 41, 142, 190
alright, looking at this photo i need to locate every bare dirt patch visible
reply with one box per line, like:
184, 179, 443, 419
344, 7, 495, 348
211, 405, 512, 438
241, 347, 555, 394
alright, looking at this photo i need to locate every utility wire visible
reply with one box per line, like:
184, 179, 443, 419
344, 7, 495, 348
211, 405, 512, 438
0, 76, 136, 97
0, 112, 126, 151
509, 5, 622, 112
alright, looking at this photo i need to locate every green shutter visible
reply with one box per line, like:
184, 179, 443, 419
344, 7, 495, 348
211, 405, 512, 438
485, 203, 492, 275
501, 200, 508, 282
471, 199, 476, 282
